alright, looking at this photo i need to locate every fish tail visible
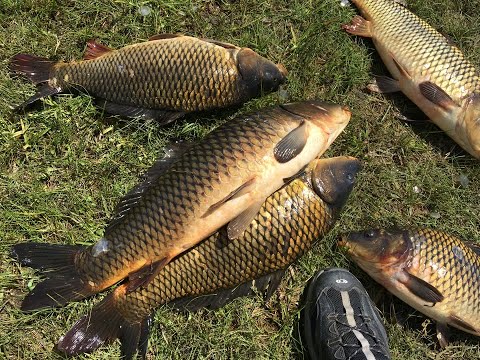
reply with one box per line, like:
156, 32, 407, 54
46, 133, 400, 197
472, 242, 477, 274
9, 54, 61, 110
57, 288, 152, 359
9, 53, 55, 84
11, 242, 96, 311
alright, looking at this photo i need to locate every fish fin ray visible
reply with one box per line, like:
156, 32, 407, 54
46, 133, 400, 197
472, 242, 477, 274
449, 314, 479, 334
171, 270, 285, 311
202, 177, 257, 219
227, 200, 264, 240
10, 243, 94, 310
149, 33, 183, 41
14, 84, 61, 111
402, 271, 444, 303
105, 141, 192, 234
9, 53, 55, 84
57, 289, 151, 359
98, 100, 185, 123
84, 40, 113, 60
274, 121, 308, 163
126, 257, 170, 293
419, 81, 458, 110
388, 53, 412, 79
367, 75, 401, 93
342, 16, 373, 38
200, 38, 240, 49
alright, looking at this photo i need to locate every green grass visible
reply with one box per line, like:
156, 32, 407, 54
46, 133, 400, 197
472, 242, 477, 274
1, 0, 480, 359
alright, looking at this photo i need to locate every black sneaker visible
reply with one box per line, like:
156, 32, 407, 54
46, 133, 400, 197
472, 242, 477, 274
299, 268, 391, 360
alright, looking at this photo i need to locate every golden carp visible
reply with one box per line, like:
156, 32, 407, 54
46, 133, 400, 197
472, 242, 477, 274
343, 0, 480, 159
11, 100, 351, 311
9, 34, 287, 123
54, 156, 361, 358
340, 228, 480, 346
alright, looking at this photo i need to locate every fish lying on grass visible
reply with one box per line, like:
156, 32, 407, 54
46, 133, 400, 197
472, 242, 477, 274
9, 34, 287, 123
340, 228, 480, 346
11, 100, 351, 311
343, 0, 480, 159
54, 156, 361, 359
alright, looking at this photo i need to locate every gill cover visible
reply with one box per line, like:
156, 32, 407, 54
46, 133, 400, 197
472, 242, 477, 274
464, 94, 480, 158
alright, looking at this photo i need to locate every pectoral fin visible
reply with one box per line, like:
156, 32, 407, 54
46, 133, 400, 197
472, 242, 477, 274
126, 257, 170, 293
449, 314, 479, 335
342, 16, 373, 38
227, 200, 264, 240
202, 177, 257, 219
419, 81, 459, 110
401, 271, 444, 303
98, 100, 185, 123
367, 76, 401, 93
274, 121, 308, 163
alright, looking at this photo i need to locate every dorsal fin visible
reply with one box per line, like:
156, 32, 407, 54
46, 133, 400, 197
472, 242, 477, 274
148, 34, 183, 41
105, 141, 192, 234
84, 40, 113, 60
200, 38, 240, 49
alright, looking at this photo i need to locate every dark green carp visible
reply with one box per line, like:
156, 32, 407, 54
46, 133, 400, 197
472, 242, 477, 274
11, 100, 351, 311
9, 34, 287, 123
340, 228, 480, 346
54, 156, 360, 358
344, 0, 480, 158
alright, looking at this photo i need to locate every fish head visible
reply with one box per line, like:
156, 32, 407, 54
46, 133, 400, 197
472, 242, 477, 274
281, 100, 351, 146
339, 229, 411, 273
237, 48, 287, 94
463, 93, 480, 158
309, 156, 361, 211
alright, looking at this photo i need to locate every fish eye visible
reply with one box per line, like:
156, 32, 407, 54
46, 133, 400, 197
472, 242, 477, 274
364, 230, 376, 239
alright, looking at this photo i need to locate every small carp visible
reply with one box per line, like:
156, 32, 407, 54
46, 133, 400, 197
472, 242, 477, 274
54, 156, 361, 358
344, 0, 480, 159
11, 100, 351, 311
340, 228, 480, 346
9, 34, 287, 123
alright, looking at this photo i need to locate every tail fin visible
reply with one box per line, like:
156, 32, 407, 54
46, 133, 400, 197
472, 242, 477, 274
57, 291, 152, 359
9, 54, 55, 84
11, 243, 95, 311
9, 54, 61, 110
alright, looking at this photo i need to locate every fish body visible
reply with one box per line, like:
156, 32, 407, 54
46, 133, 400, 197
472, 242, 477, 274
56, 156, 361, 358
340, 228, 480, 344
12, 100, 351, 311
344, 0, 480, 158
10, 35, 287, 122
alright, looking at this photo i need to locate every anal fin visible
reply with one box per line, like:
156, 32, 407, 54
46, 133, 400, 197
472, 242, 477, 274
126, 257, 170, 293
400, 271, 444, 304
436, 322, 449, 348
98, 100, 185, 124
274, 121, 308, 163
202, 177, 256, 219
367, 75, 401, 94
227, 200, 264, 240
419, 81, 459, 110
342, 16, 373, 38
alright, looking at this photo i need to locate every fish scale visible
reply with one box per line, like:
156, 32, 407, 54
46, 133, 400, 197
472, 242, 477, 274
342, 228, 480, 344
345, 0, 480, 158
10, 35, 287, 120
11, 101, 351, 311
56, 156, 360, 358
354, 0, 480, 101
